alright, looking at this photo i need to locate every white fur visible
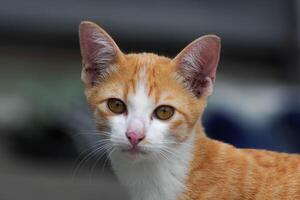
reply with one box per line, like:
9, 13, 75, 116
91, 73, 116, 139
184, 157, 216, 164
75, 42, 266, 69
80, 27, 117, 86
181, 51, 214, 95
88, 30, 117, 82
92, 31, 115, 66
105, 80, 195, 200
110, 133, 194, 200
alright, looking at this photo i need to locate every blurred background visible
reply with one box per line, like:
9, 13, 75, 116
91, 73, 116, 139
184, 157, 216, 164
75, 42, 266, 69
0, 0, 299, 199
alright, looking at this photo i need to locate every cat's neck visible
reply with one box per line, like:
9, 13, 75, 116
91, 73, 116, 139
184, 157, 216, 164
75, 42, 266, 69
110, 123, 204, 200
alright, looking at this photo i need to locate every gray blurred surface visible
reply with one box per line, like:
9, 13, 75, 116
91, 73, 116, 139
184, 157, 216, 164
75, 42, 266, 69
0, 138, 129, 200
0, 0, 291, 47
0, 46, 129, 200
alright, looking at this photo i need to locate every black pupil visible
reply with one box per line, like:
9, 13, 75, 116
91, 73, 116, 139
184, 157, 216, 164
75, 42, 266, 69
115, 101, 121, 107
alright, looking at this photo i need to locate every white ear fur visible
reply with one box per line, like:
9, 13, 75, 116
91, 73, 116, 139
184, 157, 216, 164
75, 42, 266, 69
174, 35, 221, 97
79, 21, 122, 87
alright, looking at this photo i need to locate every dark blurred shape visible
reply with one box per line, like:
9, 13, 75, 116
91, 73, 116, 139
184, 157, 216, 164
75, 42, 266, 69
204, 111, 248, 147
272, 108, 300, 153
8, 118, 78, 161
204, 111, 275, 151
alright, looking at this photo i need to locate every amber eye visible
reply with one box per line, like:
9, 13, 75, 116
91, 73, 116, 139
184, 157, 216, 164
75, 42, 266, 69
107, 98, 126, 114
154, 105, 175, 120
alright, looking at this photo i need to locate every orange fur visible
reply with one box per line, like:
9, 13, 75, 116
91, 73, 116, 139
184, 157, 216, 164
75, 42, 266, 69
80, 22, 300, 200
178, 126, 300, 200
86, 51, 300, 199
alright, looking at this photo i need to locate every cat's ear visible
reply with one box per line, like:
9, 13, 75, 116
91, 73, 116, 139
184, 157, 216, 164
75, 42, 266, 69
79, 21, 123, 87
173, 35, 221, 98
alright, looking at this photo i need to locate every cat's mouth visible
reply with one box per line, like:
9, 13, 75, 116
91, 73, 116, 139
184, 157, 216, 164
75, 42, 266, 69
121, 146, 148, 155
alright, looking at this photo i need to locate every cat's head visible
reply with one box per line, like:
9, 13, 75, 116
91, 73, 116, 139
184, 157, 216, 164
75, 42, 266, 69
79, 21, 220, 160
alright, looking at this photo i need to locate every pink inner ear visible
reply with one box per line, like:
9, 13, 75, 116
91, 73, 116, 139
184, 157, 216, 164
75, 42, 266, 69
80, 25, 95, 64
79, 22, 118, 87
176, 35, 221, 97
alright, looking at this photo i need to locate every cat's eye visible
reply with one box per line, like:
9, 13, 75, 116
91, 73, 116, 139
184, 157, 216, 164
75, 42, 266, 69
107, 98, 127, 114
154, 105, 175, 120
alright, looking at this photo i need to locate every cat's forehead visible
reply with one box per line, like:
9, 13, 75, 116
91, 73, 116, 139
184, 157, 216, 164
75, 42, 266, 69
119, 53, 177, 86
115, 53, 179, 101
121, 53, 171, 73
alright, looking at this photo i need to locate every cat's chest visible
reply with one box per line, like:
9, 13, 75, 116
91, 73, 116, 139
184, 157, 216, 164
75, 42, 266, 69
110, 153, 191, 200
127, 168, 182, 200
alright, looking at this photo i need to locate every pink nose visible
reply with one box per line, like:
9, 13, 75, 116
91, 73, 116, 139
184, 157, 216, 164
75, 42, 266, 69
126, 132, 145, 147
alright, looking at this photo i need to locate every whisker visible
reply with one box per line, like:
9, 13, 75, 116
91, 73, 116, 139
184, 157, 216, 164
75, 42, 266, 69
161, 146, 183, 161
157, 149, 173, 163
89, 144, 114, 182
73, 140, 108, 163
72, 141, 112, 179
102, 147, 116, 172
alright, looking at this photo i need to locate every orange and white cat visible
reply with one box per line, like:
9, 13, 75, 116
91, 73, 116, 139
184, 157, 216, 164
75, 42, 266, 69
79, 21, 300, 200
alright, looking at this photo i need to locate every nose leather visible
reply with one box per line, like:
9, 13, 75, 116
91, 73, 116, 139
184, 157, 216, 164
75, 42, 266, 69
126, 118, 145, 147
126, 131, 145, 147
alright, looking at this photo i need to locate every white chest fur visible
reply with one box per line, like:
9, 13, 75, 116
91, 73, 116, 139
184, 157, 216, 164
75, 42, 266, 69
109, 136, 194, 200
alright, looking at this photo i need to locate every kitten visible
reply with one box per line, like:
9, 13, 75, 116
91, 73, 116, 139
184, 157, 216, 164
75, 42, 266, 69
79, 21, 300, 200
